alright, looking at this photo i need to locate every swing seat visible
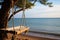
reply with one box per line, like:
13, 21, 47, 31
1, 26, 29, 35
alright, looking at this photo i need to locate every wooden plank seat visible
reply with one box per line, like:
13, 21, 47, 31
0, 26, 29, 35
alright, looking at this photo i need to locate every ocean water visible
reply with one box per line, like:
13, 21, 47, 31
8, 18, 60, 34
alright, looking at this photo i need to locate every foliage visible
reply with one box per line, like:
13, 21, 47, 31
9, 0, 53, 21
29, 0, 53, 7
15, 0, 34, 8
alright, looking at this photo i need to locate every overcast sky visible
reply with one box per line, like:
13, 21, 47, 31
14, 0, 60, 18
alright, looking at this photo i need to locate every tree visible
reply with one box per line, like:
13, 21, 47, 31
0, 0, 52, 40
0, 0, 18, 40
8, 0, 34, 21
9, 0, 52, 21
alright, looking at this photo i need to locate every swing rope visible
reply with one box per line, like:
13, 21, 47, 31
11, 0, 27, 32
21, 0, 26, 26
11, 0, 28, 39
12, 0, 15, 31
11, 0, 16, 40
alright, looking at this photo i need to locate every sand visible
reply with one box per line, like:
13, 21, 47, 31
6, 33, 55, 40
2, 26, 57, 40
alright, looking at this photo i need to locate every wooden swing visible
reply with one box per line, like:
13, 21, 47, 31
0, 0, 29, 35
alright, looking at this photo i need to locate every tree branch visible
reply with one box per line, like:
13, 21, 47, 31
8, 8, 27, 21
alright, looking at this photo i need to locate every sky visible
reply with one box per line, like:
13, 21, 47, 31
16, 0, 60, 18
0, 0, 60, 18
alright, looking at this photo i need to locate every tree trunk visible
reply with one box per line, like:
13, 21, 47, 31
0, 0, 18, 28
0, 0, 17, 40
0, 0, 11, 29
0, 0, 11, 40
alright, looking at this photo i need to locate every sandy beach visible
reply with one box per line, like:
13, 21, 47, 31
4, 26, 60, 40
16, 34, 55, 40
6, 33, 57, 40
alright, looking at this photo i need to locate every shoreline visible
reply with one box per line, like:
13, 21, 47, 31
27, 31, 60, 40
29, 31, 60, 36
9, 26, 60, 35
7, 33, 56, 40
20, 34, 56, 40
8, 26, 60, 40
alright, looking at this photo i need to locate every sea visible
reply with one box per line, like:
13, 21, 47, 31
8, 18, 60, 34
